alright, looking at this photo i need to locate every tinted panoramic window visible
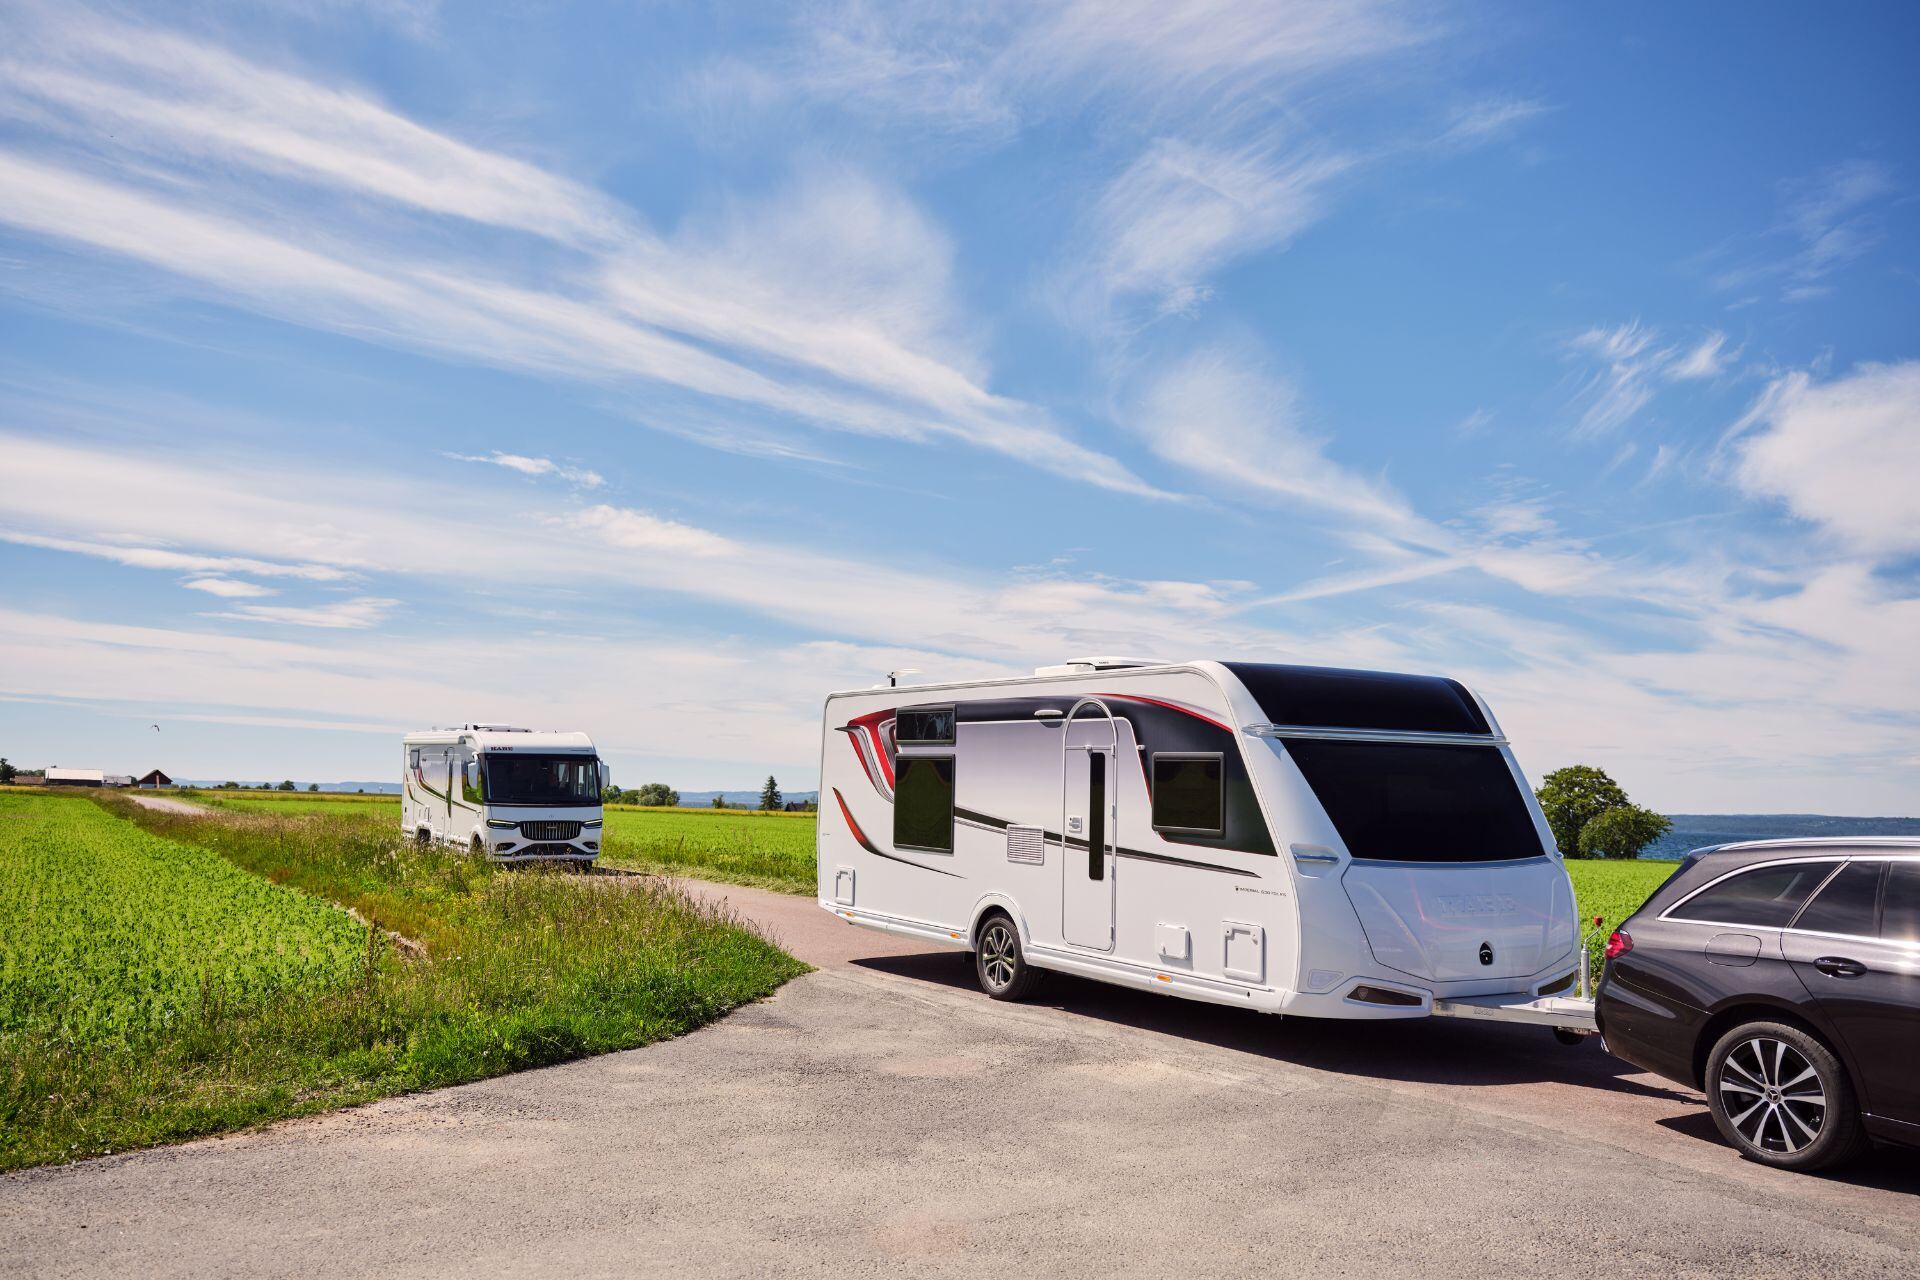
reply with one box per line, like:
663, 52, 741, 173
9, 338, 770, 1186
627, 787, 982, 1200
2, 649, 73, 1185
1883, 863, 1920, 945
484, 754, 600, 806
1151, 754, 1223, 835
1791, 860, 1882, 937
894, 756, 955, 852
1669, 863, 1836, 928
1225, 663, 1490, 734
1283, 740, 1541, 861
895, 707, 955, 745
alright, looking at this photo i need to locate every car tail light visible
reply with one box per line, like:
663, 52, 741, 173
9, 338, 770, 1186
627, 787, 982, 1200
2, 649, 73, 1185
1604, 931, 1633, 960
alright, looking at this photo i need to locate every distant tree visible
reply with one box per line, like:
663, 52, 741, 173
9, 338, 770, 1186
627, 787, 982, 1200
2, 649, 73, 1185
760, 776, 782, 811
710, 794, 728, 809
1577, 805, 1673, 860
356, 788, 366, 795
1535, 765, 1632, 857
634, 782, 679, 807
600, 784, 624, 804
307, 783, 320, 793
276, 779, 297, 792
221, 781, 241, 790
0, 758, 15, 785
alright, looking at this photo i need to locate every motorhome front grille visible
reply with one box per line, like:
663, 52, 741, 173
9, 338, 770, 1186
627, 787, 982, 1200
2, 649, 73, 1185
1006, 825, 1045, 865
514, 842, 587, 858
518, 821, 582, 842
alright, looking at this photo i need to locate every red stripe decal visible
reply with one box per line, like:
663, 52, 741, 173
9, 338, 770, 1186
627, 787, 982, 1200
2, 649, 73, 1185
1098, 693, 1234, 734
833, 787, 881, 856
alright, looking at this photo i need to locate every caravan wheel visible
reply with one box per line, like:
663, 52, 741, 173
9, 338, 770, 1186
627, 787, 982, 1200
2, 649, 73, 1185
974, 913, 1043, 1002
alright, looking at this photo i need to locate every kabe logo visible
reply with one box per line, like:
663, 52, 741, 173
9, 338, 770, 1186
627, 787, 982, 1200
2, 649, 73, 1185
1434, 893, 1520, 917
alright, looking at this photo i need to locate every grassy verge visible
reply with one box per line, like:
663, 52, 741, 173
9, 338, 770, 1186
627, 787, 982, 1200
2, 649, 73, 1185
1566, 856, 1682, 974
0, 792, 806, 1172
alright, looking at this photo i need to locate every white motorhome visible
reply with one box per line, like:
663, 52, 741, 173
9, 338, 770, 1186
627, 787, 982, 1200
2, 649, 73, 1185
402, 725, 605, 864
817, 658, 1593, 1030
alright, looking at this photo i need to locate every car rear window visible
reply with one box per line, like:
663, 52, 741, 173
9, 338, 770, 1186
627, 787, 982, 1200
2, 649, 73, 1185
1669, 862, 1837, 928
1282, 740, 1543, 862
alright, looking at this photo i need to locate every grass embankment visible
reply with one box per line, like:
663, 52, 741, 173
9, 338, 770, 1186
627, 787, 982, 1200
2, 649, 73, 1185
0, 791, 806, 1172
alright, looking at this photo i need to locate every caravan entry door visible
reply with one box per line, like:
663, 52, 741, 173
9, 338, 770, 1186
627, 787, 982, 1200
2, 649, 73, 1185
1061, 699, 1117, 951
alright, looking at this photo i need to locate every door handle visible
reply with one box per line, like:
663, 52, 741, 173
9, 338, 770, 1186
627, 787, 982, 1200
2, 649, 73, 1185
1813, 956, 1867, 978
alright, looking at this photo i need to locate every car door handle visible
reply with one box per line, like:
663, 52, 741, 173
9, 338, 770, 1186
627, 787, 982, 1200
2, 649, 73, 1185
1813, 956, 1868, 978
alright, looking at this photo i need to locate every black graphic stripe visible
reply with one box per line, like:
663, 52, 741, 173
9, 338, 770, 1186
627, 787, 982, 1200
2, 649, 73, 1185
955, 807, 1259, 878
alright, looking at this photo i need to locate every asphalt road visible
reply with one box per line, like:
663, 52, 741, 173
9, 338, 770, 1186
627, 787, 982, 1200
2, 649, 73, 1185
4, 875, 1916, 1278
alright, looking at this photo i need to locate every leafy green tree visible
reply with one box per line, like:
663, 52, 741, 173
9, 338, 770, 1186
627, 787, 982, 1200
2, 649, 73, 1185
1535, 765, 1631, 856
760, 776, 782, 811
307, 783, 320, 793
0, 758, 15, 785
634, 782, 679, 807
1577, 805, 1673, 860
277, 780, 297, 792
710, 794, 728, 809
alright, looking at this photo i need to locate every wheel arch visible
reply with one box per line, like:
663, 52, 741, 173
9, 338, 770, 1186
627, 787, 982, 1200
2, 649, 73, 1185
968, 894, 1027, 949
1693, 1000, 1841, 1091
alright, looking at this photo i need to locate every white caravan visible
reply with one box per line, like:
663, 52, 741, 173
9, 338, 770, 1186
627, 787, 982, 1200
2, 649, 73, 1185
402, 725, 605, 864
817, 658, 1594, 1030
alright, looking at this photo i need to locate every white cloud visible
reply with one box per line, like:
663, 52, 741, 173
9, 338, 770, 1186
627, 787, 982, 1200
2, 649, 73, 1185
1730, 361, 1920, 556
0, 8, 1165, 499
1666, 331, 1732, 381
1703, 159, 1896, 301
206, 597, 400, 629
0, 530, 351, 581
449, 451, 603, 488
563, 505, 736, 558
1436, 96, 1550, 148
1069, 139, 1350, 320
1125, 344, 1413, 529
182, 577, 277, 599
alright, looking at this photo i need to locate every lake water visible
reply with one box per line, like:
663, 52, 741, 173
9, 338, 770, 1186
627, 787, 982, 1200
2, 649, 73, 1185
1642, 813, 1920, 860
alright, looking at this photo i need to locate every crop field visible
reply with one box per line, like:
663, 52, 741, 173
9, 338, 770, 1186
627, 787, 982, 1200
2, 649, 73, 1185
0, 791, 367, 1046
600, 805, 816, 891
0, 793, 805, 1171
1566, 857, 1682, 972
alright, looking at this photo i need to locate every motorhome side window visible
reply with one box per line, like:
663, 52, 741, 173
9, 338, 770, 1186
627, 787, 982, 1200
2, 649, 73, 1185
409, 748, 420, 772
894, 756, 955, 853
1151, 754, 1223, 835
895, 707, 955, 745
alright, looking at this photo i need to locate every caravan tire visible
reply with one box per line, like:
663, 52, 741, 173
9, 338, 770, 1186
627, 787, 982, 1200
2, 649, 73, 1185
974, 913, 1042, 1002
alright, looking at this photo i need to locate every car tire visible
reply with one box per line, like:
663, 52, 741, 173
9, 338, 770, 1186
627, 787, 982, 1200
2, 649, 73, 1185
1705, 1020, 1871, 1172
974, 913, 1043, 1002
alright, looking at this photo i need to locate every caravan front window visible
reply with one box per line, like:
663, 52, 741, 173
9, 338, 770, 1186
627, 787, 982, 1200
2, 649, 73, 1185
483, 754, 600, 807
1283, 740, 1542, 862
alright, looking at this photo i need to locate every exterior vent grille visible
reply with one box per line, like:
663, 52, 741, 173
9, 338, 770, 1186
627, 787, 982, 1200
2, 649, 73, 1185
519, 821, 582, 842
1006, 825, 1045, 865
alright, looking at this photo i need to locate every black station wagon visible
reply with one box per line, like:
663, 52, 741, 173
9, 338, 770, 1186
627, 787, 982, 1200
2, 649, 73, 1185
1597, 839, 1920, 1171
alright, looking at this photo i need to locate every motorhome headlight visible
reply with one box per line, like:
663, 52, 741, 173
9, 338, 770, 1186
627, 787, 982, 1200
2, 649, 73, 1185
486, 819, 519, 830
581, 818, 603, 829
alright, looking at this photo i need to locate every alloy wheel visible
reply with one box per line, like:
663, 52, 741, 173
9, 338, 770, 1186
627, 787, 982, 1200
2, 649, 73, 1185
980, 922, 1017, 991
1717, 1035, 1827, 1156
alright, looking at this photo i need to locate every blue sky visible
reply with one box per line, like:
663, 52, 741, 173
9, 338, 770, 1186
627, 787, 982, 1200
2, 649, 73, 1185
0, 1, 1915, 812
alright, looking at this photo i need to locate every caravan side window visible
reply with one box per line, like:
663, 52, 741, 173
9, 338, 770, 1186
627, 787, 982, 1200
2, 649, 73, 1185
1151, 753, 1224, 836
409, 748, 421, 774
894, 756, 955, 853
462, 758, 484, 805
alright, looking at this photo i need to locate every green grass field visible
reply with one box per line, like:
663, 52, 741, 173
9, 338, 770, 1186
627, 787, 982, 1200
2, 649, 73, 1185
183, 789, 400, 816
0, 792, 805, 1171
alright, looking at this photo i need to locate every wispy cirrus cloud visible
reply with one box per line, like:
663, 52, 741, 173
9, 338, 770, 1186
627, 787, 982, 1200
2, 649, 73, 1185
205, 597, 400, 630
0, 4, 1166, 498
1695, 159, 1897, 302
448, 451, 603, 489
182, 577, 277, 599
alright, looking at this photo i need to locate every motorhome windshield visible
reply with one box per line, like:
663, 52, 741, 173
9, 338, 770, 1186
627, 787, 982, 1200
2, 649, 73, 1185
1283, 740, 1543, 862
483, 754, 600, 806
